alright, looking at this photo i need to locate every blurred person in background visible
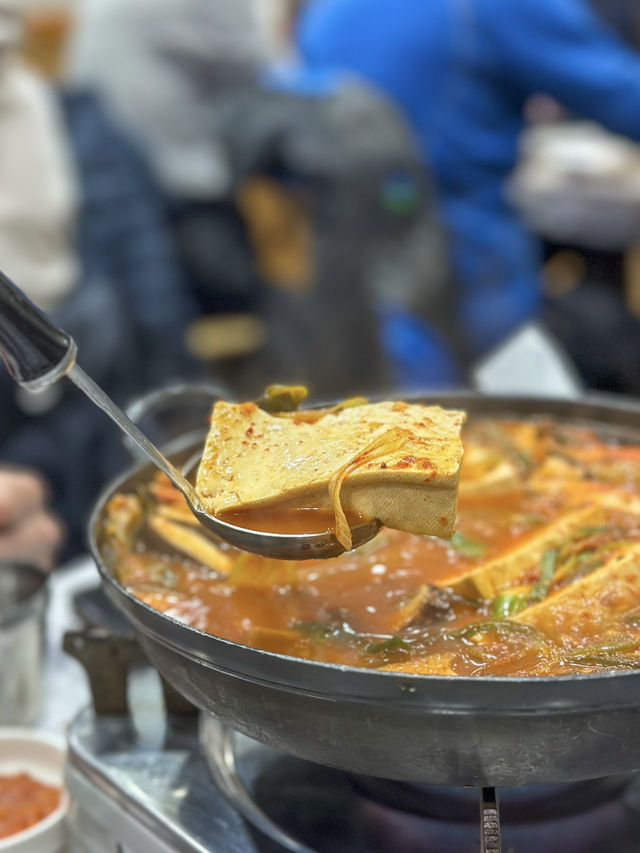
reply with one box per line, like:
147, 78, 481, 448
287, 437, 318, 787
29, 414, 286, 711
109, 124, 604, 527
294, 0, 640, 376
68, 0, 267, 318
0, 469, 62, 571
220, 68, 455, 393
0, 1, 195, 556
68, 0, 451, 396
588, 0, 640, 47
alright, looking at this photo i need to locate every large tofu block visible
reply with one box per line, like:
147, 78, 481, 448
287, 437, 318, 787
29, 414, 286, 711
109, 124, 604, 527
444, 505, 602, 599
196, 400, 465, 539
516, 545, 640, 641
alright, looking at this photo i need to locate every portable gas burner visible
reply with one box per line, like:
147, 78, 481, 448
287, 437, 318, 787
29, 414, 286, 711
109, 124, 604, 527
62, 630, 640, 853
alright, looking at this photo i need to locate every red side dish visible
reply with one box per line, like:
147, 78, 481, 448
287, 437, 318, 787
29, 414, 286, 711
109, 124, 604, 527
0, 773, 61, 839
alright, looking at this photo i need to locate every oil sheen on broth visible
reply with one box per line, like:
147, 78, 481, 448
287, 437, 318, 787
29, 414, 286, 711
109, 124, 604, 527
102, 417, 640, 677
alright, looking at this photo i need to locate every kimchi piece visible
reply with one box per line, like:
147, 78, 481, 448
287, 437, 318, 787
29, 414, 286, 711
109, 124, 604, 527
195, 399, 465, 548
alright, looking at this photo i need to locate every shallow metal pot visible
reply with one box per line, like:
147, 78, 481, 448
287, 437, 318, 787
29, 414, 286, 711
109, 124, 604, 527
89, 392, 640, 787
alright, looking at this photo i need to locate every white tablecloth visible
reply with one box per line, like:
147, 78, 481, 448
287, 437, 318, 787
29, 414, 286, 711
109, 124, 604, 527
38, 558, 97, 734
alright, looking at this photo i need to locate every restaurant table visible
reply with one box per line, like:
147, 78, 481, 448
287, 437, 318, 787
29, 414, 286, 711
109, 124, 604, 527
38, 557, 95, 734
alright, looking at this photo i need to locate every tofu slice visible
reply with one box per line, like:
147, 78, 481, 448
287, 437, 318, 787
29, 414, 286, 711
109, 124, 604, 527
515, 545, 640, 642
382, 545, 640, 675
442, 505, 602, 600
196, 400, 465, 546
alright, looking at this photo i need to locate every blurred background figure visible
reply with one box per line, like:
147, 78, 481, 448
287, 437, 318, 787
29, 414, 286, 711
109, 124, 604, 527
0, 0, 194, 556
0, 469, 62, 571
9, 0, 640, 557
68, 0, 453, 395
293, 0, 640, 378
2, 0, 439, 553
588, 0, 640, 46
221, 69, 454, 393
68, 0, 265, 319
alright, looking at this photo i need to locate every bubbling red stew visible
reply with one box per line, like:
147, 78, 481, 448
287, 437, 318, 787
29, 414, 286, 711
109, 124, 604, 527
101, 417, 640, 677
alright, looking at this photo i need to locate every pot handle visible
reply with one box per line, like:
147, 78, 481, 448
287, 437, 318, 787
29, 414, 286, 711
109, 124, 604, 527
122, 381, 231, 461
0, 268, 77, 391
125, 382, 232, 425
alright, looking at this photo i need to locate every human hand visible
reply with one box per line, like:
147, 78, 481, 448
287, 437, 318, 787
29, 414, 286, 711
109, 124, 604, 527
0, 470, 63, 571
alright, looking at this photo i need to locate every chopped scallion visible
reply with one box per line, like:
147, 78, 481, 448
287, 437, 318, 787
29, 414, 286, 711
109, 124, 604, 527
490, 592, 529, 618
450, 531, 487, 559
528, 549, 557, 603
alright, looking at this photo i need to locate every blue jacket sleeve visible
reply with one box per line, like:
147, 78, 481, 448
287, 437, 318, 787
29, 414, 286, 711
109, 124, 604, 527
479, 0, 640, 141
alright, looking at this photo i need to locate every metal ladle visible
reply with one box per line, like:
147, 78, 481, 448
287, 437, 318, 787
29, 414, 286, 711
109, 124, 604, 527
0, 269, 380, 560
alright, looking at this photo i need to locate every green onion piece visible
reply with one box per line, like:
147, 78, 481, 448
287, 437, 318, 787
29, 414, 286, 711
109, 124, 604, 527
491, 592, 529, 618
569, 653, 640, 669
569, 635, 640, 658
528, 549, 558, 603
450, 531, 487, 559
326, 397, 369, 414
257, 384, 308, 413
552, 553, 579, 584
453, 620, 548, 644
578, 550, 597, 564
574, 526, 610, 538
367, 636, 409, 653
480, 423, 533, 474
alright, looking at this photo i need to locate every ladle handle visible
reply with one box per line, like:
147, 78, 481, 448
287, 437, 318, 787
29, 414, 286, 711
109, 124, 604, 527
0, 268, 76, 390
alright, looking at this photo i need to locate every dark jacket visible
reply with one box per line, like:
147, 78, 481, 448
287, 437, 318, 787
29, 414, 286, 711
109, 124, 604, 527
0, 90, 195, 556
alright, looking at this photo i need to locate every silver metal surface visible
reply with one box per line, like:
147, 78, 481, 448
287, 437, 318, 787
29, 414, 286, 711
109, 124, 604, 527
69, 364, 197, 502
20, 339, 77, 392
0, 562, 47, 724
480, 788, 501, 853
70, 364, 377, 560
200, 714, 313, 853
65, 705, 258, 853
65, 699, 640, 853
181, 448, 381, 560
90, 392, 640, 787
124, 381, 230, 428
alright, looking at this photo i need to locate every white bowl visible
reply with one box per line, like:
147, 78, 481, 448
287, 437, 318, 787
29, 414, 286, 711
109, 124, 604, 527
0, 729, 69, 853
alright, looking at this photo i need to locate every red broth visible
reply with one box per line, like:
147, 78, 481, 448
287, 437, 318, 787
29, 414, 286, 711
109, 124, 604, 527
102, 418, 640, 677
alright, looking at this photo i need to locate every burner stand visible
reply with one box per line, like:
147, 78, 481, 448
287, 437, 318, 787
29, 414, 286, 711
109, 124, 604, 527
63, 629, 640, 853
